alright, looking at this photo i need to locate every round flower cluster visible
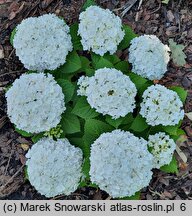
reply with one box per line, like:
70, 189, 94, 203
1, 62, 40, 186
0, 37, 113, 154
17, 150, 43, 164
129, 35, 170, 80
6, 73, 65, 133
13, 14, 73, 71
148, 132, 176, 168
26, 137, 83, 198
140, 84, 184, 126
78, 6, 125, 56
90, 130, 153, 198
77, 68, 137, 119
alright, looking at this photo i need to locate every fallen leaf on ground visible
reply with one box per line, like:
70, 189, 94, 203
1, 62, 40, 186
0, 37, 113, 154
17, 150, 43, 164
169, 39, 187, 66
185, 112, 192, 121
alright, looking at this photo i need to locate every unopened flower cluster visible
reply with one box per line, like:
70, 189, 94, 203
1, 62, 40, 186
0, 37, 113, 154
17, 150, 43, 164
140, 85, 184, 126
78, 6, 125, 56
26, 138, 83, 198
148, 132, 176, 168
77, 68, 137, 119
6, 73, 65, 133
129, 35, 170, 80
90, 130, 153, 198
13, 14, 72, 71
44, 125, 63, 139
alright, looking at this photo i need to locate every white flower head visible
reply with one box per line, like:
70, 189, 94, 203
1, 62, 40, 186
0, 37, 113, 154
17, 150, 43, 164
129, 35, 170, 80
78, 6, 125, 56
140, 84, 184, 126
6, 73, 65, 133
26, 138, 83, 198
90, 130, 153, 198
148, 132, 176, 168
13, 14, 73, 71
77, 68, 137, 119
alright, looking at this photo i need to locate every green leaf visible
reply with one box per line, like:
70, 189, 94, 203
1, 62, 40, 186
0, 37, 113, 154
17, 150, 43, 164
72, 97, 99, 120
91, 53, 101, 68
162, 125, 179, 136
85, 68, 95, 77
119, 191, 141, 200
61, 112, 81, 134
118, 24, 137, 50
129, 72, 148, 90
130, 114, 149, 132
70, 23, 83, 51
24, 166, 29, 181
169, 86, 188, 104
10, 27, 17, 46
84, 119, 113, 145
58, 51, 81, 74
138, 82, 153, 97
15, 128, 33, 137
160, 156, 178, 174
114, 61, 129, 73
169, 39, 187, 66
95, 57, 114, 69
105, 116, 124, 129
81, 157, 91, 179
80, 56, 91, 70
31, 133, 44, 143
103, 54, 120, 65
82, 0, 96, 11
56, 79, 75, 103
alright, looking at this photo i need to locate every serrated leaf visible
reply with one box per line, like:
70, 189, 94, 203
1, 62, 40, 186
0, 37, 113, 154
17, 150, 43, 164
118, 24, 137, 50
95, 57, 114, 69
82, 0, 97, 11
129, 72, 148, 90
72, 97, 99, 119
70, 23, 83, 51
169, 39, 187, 66
31, 133, 44, 143
58, 51, 81, 74
169, 86, 187, 104
130, 114, 149, 132
114, 61, 129, 73
10, 27, 17, 46
84, 119, 113, 145
56, 79, 75, 103
15, 127, 33, 137
160, 156, 178, 174
61, 112, 81, 134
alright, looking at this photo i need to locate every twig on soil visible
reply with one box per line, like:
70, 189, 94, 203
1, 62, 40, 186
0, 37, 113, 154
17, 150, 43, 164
4, 150, 14, 176
148, 2, 161, 15
52, 193, 89, 200
0, 164, 24, 192
0, 70, 25, 78
120, 0, 138, 18
135, 0, 143, 21
0, 116, 7, 129
148, 187, 163, 198
8, 49, 15, 59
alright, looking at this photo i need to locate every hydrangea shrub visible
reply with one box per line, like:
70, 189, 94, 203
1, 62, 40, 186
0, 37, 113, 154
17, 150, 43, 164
8, 0, 187, 199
